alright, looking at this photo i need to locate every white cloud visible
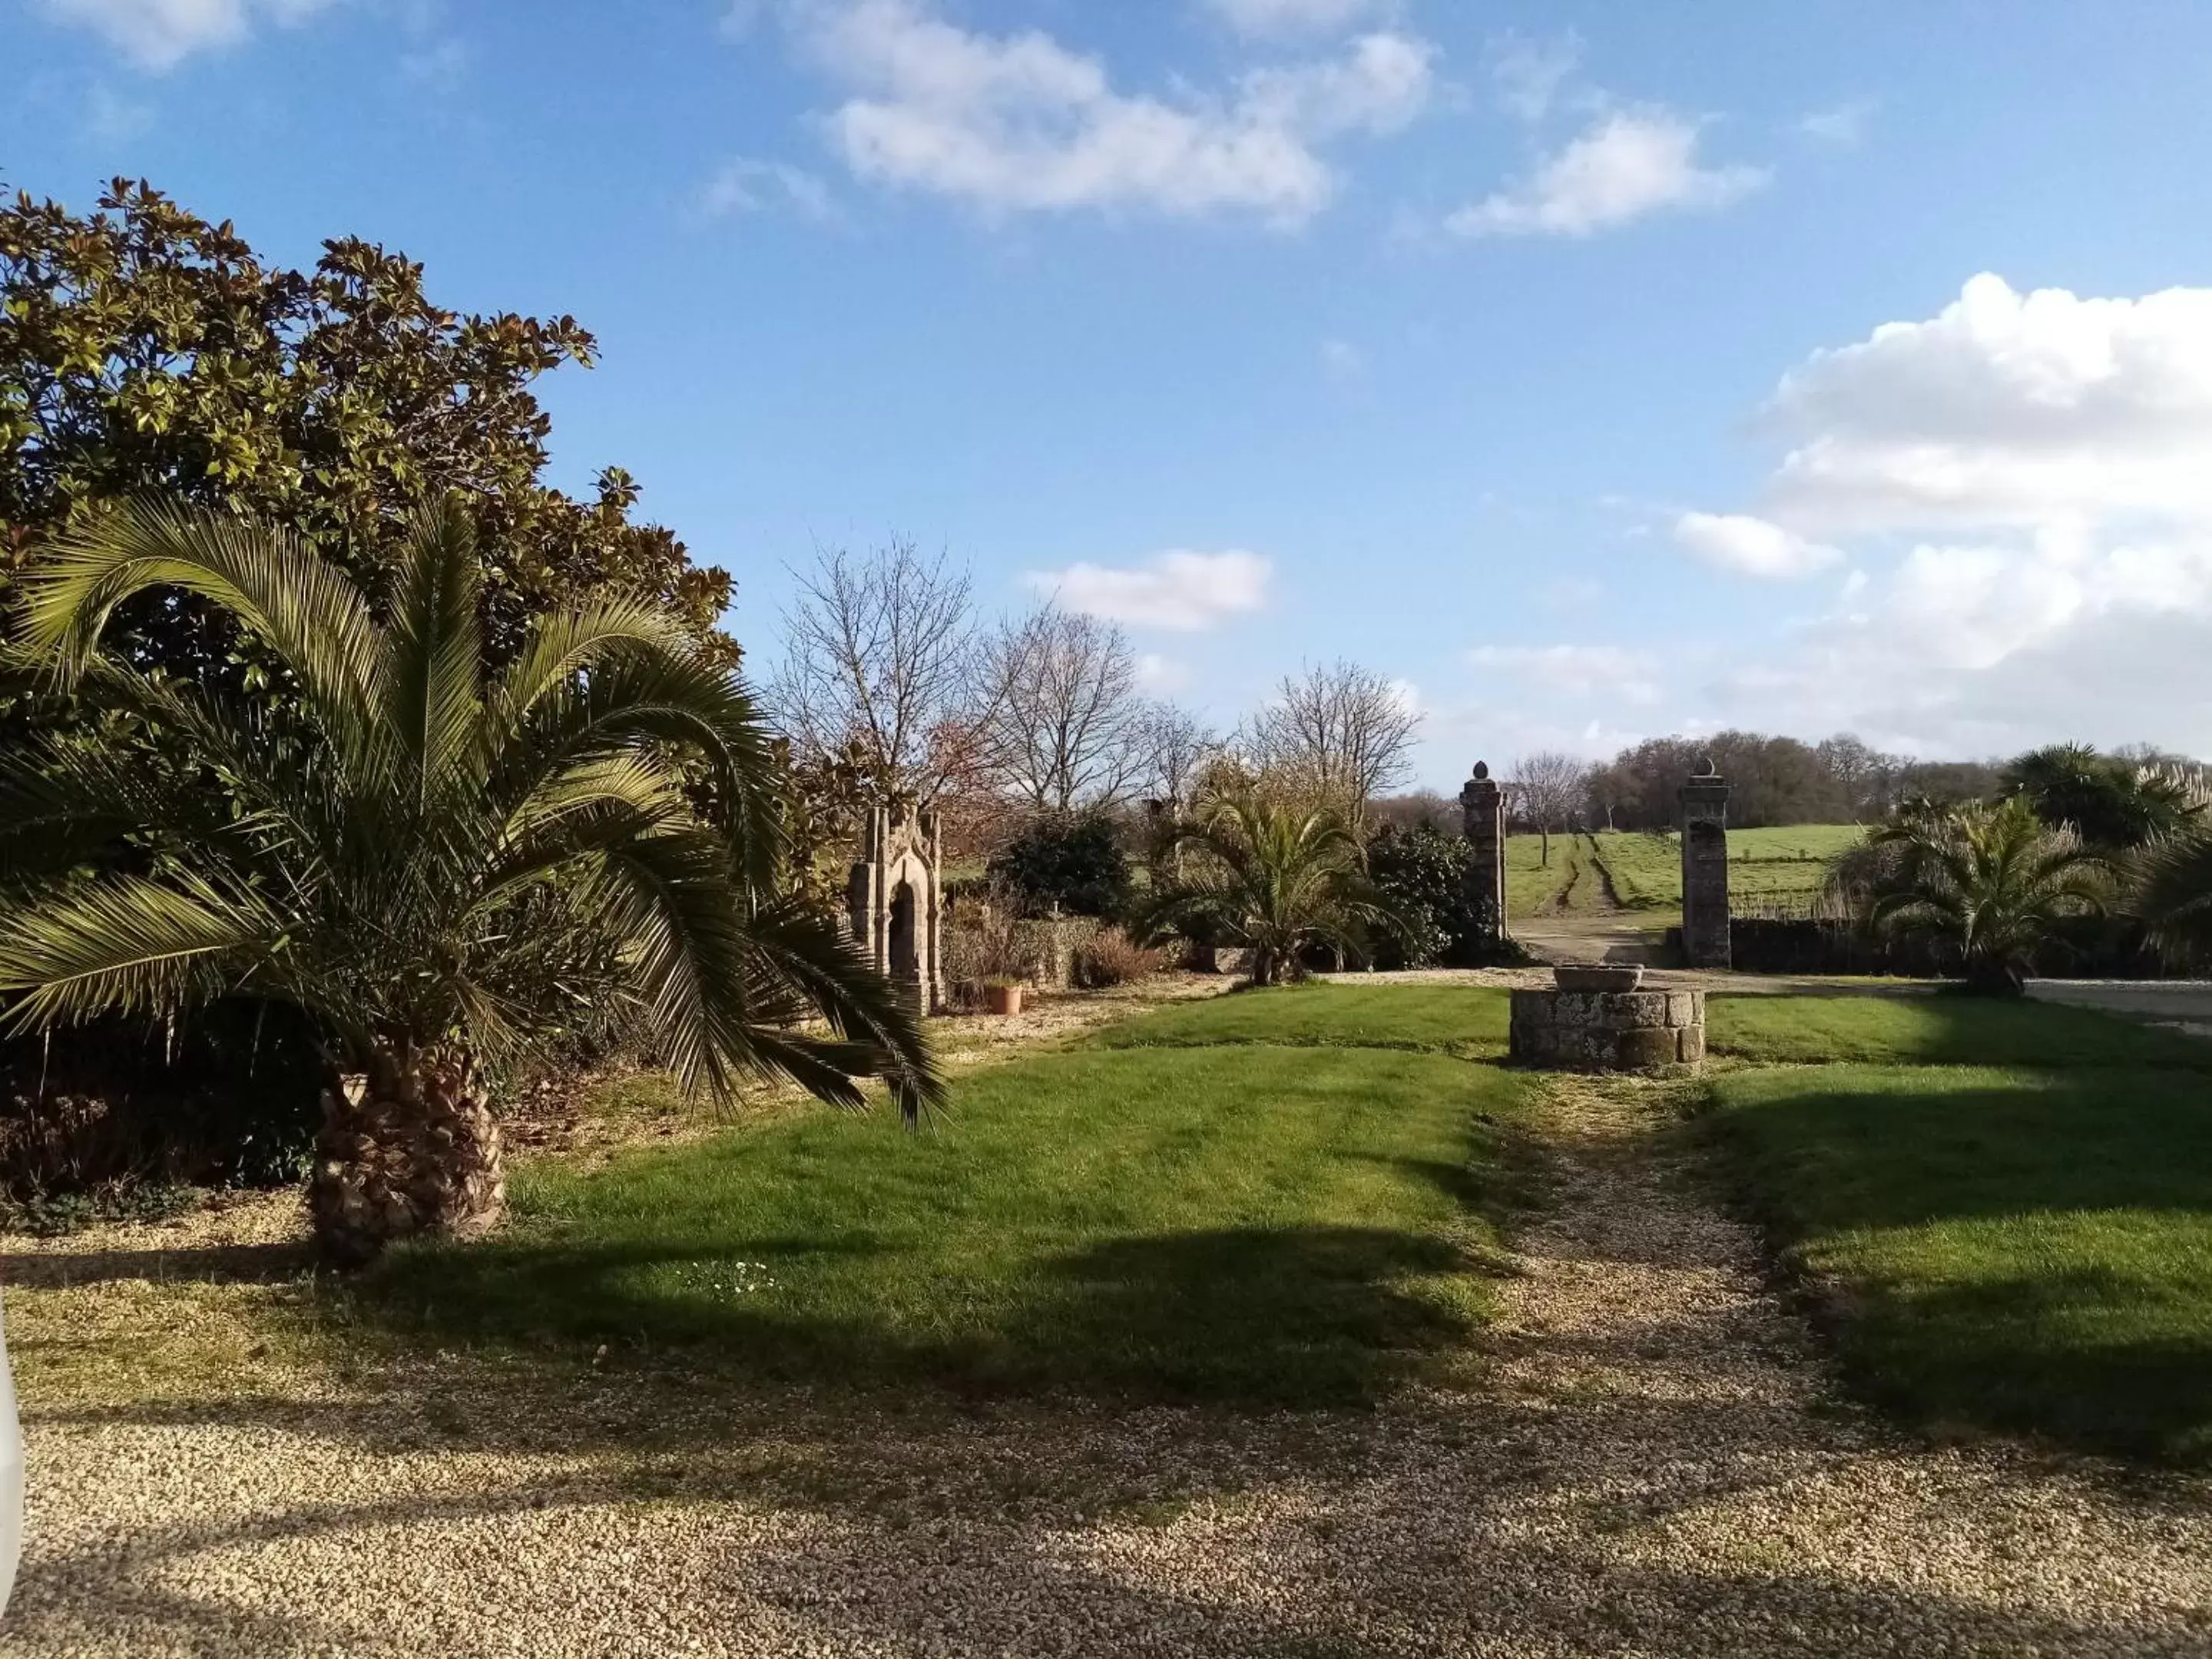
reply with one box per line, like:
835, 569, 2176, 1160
1238, 30, 1433, 137
701, 157, 843, 224
43, 0, 333, 71
1673, 274, 2212, 756
1487, 31, 1580, 122
805, 0, 1431, 224
1320, 337, 1365, 377
1449, 108, 1767, 238
1762, 273, 2212, 535
1672, 512, 1843, 580
1465, 644, 1661, 706
1023, 549, 1272, 631
1694, 535, 2212, 755
1798, 98, 1873, 148
1205, 0, 1392, 40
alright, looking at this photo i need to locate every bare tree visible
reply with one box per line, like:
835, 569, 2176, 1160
1135, 702, 1219, 814
1243, 660, 1421, 820
768, 538, 985, 803
982, 605, 1147, 811
1509, 750, 1589, 868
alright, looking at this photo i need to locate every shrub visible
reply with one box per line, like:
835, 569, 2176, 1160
943, 886, 1033, 1006
1364, 823, 1472, 968
1074, 928, 1164, 988
988, 810, 1133, 917
1863, 795, 2109, 991
1135, 796, 1413, 986
0, 1001, 325, 1213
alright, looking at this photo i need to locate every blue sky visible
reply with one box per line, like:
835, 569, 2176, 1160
8, 0, 2212, 786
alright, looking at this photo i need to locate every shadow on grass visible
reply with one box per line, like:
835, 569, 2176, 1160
3, 1240, 314, 1288
1709, 1068, 2212, 1233
1706, 1063, 2212, 1462
1833, 1263, 2212, 1464
349, 1223, 1487, 1412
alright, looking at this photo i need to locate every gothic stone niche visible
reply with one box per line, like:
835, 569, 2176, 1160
1460, 760, 1508, 944
847, 803, 946, 1014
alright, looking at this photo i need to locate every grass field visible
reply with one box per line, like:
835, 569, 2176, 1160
1505, 823, 1866, 919
362, 981, 2212, 1461
1703, 990, 2212, 1461
367, 988, 1535, 1406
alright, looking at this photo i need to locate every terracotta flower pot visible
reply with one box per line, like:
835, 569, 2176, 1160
982, 982, 1024, 1016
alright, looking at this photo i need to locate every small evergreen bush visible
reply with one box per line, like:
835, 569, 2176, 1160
988, 810, 1134, 917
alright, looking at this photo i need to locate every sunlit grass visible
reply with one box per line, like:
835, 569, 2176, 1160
368, 990, 1536, 1406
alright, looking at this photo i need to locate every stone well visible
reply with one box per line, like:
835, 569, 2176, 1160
1509, 986, 1706, 1074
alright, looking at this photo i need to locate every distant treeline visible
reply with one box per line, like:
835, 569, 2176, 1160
1376, 731, 2199, 835
1582, 733, 1999, 830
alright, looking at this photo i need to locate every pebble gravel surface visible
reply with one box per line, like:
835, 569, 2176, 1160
6, 1076, 2210, 1657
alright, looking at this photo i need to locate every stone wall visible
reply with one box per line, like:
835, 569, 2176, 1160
1185, 942, 1256, 976
1508, 988, 1707, 1073
941, 915, 1104, 1004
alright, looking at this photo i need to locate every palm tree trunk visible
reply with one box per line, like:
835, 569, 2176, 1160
309, 1043, 505, 1267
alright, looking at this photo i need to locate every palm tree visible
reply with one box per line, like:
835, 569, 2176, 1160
0, 498, 940, 1266
2130, 766, 2212, 965
1864, 794, 2108, 991
1136, 795, 1409, 986
2002, 742, 2193, 849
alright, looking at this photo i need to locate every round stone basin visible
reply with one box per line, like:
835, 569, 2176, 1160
1509, 982, 1706, 1075
1552, 965, 1646, 993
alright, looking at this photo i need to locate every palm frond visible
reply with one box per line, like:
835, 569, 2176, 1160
19, 498, 382, 752
737, 899, 942, 1124
378, 495, 485, 812
584, 826, 767, 1104
2134, 826, 2212, 962
491, 630, 785, 892
0, 871, 281, 1032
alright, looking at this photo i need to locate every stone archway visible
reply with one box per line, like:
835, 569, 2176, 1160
845, 803, 945, 1012
889, 880, 919, 983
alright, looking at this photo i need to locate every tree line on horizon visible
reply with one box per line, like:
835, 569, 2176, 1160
1373, 731, 2201, 839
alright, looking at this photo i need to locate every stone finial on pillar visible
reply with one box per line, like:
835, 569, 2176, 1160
1460, 760, 1508, 948
1678, 764, 1731, 969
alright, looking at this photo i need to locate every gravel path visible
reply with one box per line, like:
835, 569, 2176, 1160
8, 1077, 2211, 1656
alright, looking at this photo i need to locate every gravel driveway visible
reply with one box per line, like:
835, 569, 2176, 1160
5, 1076, 2210, 1657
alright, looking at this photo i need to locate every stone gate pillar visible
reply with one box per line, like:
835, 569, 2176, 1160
1460, 761, 1508, 947
1678, 763, 1731, 969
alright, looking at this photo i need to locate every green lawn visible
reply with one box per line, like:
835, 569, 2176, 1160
1502, 824, 1865, 919
363, 981, 2212, 1460
1707, 990, 2212, 1070
1504, 831, 1569, 915
366, 991, 1535, 1406
1704, 993, 2212, 1461
1092, 982, 1508, 1058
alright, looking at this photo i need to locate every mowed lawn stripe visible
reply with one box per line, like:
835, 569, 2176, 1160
1704, 1000, 2212, 1461
1707, 991, 2212, 1070
369, 1009, 1535, 1405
